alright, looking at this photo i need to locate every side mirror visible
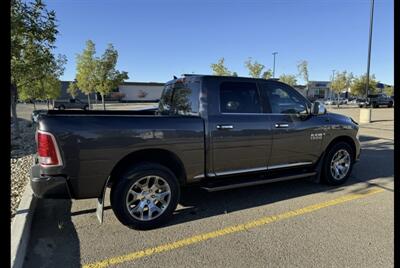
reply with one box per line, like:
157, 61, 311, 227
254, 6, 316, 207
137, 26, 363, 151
311, 101, 327, 115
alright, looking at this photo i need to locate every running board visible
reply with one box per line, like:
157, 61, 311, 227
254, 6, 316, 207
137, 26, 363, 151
201, 172, 317, 192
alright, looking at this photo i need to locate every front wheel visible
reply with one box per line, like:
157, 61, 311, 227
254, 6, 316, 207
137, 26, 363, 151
321, 142, 354, 185
110, 163, 180, 230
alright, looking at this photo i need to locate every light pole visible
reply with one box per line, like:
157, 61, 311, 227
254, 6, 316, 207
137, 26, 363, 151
272, 52, 278, 78
331, 70, 335, 99
360, 0, 374, 124
365, 0, 375, 97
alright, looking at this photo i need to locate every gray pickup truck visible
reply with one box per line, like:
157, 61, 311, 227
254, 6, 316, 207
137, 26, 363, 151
54, 98, 90, 110
31, 74, 360, 229
358, 93, 393, 108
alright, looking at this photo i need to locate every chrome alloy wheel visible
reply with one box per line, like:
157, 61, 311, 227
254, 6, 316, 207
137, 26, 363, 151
330, 149, 351, 180
125, 176, 171, 221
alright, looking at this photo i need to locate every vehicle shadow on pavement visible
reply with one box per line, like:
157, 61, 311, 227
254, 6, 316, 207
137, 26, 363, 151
23, 199, 81, 268
166, 139, 393, 227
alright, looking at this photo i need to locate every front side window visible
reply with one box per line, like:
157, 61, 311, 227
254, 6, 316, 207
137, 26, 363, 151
219, 82, 261, 113
260, 82, 309, 114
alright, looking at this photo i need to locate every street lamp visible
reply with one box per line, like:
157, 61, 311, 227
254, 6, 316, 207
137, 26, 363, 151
360, 0, 375, 124
272, 52, 278, 78
365, 0, 375, 97
331, 70, 335, 99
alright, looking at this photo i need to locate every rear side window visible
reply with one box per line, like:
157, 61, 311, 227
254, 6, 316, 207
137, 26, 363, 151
159, 78, 200, 115
219, 82, 261, 113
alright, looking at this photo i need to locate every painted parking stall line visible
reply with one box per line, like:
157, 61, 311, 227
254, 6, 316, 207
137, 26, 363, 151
83, 188, 384, 268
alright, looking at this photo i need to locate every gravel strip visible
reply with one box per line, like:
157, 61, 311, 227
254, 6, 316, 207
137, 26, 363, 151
11, 119, 36, 219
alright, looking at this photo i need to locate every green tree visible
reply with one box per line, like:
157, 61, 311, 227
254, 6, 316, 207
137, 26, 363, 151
11, 0, 65, 136
261, 70, 273, 79
297, 60, 309, 97
95, 44, 129, 110
232, 71, 238, 77
350, 74, 378, 97
279, 74, 297, 86
244, 58, 265, 78
75, 40, 98, 109
42, 75, 61, 109
331, 71, 353, 107
210, 58, 232, 76
67, 80, 79, 99
383, 85, 394, 96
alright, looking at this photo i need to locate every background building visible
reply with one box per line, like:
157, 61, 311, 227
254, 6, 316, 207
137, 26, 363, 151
59, 81, 165, 102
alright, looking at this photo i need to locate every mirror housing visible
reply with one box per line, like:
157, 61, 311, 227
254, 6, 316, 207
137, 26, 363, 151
311, 101, 327, 115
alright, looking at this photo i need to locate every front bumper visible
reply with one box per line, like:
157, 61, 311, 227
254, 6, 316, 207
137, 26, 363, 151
30, 164, 71, 199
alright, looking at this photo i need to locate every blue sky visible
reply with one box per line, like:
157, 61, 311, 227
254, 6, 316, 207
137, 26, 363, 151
47, 0, 393, 85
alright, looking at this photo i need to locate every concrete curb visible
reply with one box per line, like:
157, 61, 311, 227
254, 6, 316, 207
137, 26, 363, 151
11, 185, 37, 268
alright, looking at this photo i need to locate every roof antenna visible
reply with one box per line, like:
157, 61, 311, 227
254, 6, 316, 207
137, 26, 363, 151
173, 75, 178, 79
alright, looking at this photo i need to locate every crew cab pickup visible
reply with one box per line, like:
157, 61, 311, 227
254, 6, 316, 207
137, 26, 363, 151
31, 74, 360, 229
358, 94, 393, 108
54, 98, 90, 110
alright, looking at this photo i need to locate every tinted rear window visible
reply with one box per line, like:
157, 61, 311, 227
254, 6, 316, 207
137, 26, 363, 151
159, 78, 200, 115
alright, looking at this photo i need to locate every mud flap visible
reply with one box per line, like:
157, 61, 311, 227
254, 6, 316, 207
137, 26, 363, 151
96, 196, 104, 224
311, 151, 326, 183
96, 176, 111, 224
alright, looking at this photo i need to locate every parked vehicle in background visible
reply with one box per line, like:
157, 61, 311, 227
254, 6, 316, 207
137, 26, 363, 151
31, 74, 360, 229
358, 94, 393, 108
54, 98, 90, 110
324, 99, 336, 105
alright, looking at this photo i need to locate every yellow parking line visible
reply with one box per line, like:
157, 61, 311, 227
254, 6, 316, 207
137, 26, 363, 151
84, 188, 384, 268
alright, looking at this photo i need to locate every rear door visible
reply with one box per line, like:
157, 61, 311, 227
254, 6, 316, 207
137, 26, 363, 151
208, 79, 272, 176
258, 81, 323, 169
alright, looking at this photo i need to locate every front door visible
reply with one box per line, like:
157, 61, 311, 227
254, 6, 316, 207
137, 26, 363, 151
209, 81, 272, 176
259, 81, 323, 169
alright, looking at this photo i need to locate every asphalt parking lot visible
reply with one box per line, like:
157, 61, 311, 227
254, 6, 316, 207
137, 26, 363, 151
22, 106, 394, 268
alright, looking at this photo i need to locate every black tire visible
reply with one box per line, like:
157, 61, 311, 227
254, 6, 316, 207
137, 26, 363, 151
321, 142, 354, 185
110, 162, 180, 230
59, 105, 65, 110
83, 105, 89, 110
388, 102, 393, 108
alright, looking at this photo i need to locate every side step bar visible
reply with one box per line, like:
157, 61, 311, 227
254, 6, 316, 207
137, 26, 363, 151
201, 172, 317, 192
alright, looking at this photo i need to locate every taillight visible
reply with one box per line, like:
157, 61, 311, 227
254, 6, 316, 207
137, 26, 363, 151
37, 131, 62, 167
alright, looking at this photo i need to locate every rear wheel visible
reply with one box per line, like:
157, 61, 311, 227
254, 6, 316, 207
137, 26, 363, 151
321, 142, 354, 185
83, 105, 89, 110
388, 102, 393, 108
110, 162, 180, 230
58, 105, 65, 110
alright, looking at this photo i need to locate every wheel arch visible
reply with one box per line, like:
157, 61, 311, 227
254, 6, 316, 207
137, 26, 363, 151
108, 148, 187, 187
324, 135, 357, 159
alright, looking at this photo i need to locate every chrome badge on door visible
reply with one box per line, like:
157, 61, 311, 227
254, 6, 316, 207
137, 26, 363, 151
310, 133, 325, 140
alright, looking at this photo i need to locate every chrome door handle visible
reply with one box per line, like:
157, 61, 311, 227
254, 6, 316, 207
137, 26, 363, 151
274, 123, 289, 128
217, 124, 234, 130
